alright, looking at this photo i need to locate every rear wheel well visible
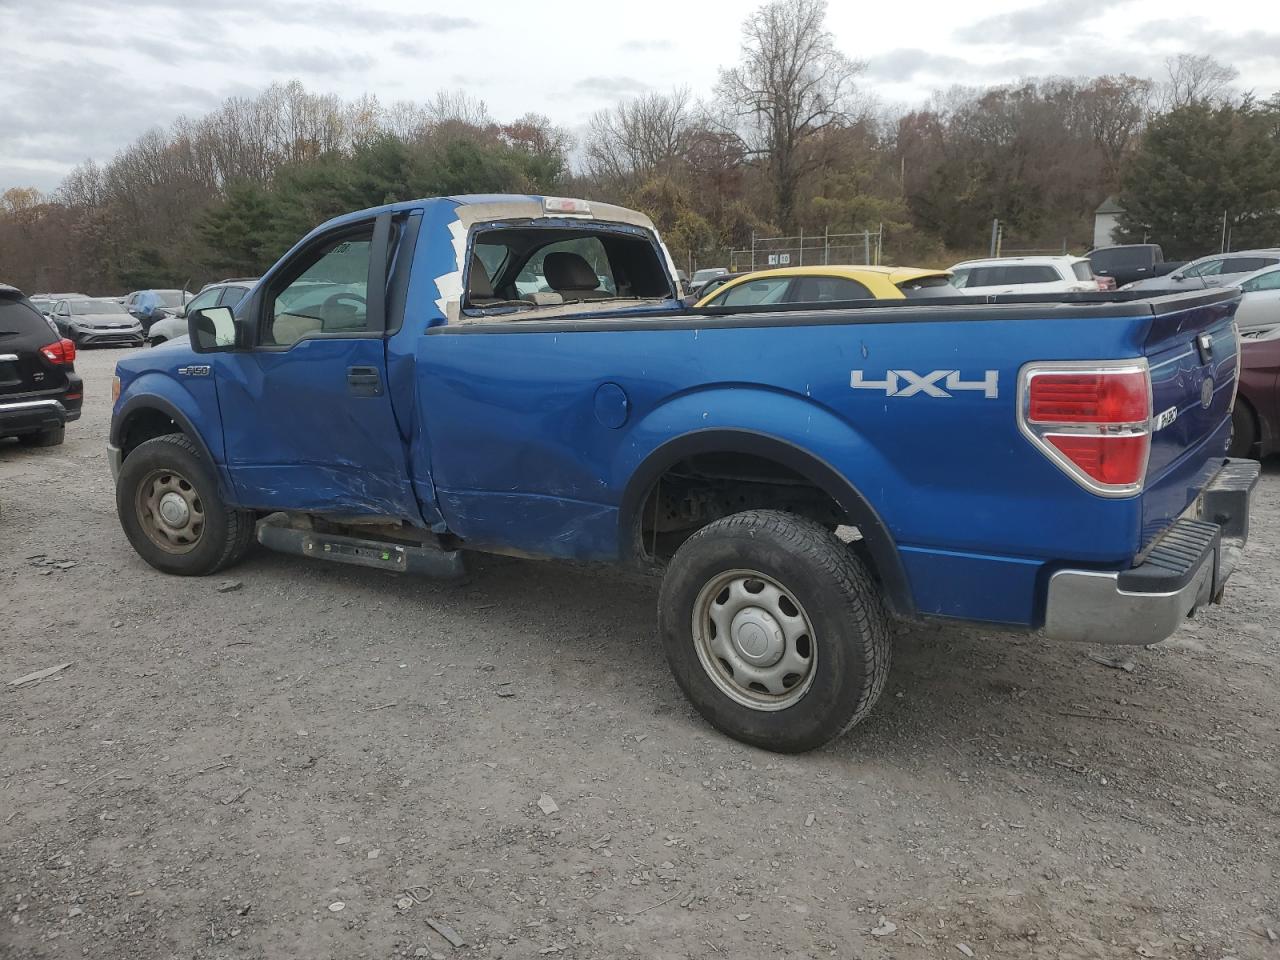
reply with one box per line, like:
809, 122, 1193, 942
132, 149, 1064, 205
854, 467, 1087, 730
119, 408, 182, 459
636, 451, 860, 557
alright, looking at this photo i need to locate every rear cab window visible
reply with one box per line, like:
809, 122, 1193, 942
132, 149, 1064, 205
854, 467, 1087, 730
1071, 261, 1094, 281
1091, 246, 1157, 271
463, 223, 673, 320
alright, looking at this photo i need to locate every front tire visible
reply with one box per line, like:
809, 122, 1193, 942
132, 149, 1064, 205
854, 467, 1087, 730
116, 434, 255, 575
658, 510, 892, 753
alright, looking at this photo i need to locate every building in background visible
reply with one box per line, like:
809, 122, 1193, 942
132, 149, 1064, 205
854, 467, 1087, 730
1094, 197, 1124, 248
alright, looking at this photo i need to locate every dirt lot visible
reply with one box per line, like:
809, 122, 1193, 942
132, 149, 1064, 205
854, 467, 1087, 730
2, 346, 1278, 960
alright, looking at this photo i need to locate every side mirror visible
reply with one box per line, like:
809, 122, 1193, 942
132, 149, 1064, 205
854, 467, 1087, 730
189, 306, 239, 353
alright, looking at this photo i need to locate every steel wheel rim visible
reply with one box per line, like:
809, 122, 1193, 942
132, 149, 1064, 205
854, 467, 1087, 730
135, 468, 205, 554
691, 568, 817, 711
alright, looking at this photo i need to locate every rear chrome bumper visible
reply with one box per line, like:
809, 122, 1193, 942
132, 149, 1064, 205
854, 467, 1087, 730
1043, 459, 1260, 645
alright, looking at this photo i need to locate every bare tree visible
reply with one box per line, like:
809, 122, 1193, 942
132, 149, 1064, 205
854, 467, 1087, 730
1075, 75, 1153, 184
1160, 54, 1238, 111
715, 0, 865, 229
584, 88, 696, 184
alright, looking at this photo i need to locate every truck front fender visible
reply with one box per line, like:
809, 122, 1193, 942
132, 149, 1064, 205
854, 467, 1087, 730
111, 374, 233, 501
615, 388, 912, 616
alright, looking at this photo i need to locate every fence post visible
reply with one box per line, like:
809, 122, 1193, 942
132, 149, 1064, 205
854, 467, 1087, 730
863, 230, 870, 264
798, 227, 804, 266
824, 226, 829, 265
750, 230, 756, 271
877, 222, 884, 265
989, 218, 999, 257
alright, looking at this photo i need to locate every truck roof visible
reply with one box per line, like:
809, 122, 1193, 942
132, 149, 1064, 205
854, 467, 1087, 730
313, 194, 658, 236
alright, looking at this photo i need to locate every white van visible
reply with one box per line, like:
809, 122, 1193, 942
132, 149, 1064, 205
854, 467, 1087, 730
949, 256, 1101, 296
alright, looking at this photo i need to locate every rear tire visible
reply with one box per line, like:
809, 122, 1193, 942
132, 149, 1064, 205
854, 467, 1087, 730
658, 509, 892, 753
1229, 402, 1258, 459
18, 425, 64, 447
116, 434, 256, 575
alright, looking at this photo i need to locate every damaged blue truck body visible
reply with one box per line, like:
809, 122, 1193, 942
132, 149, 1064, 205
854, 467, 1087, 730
109, 195, 1260, 752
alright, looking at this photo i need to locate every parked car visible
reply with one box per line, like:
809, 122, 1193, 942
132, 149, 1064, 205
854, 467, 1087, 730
1123, 249, 1280, 292
1088, 244, 1181, 288
1228, 264, 1280, 339
694, 265, 956, 308
0, 284, 82, 447
948, 256, 1101, 295
1231, 334, 1280, 458
109, 193, 1257, 754
687, 266, 730, 297
50, 297, 144, 347
148, 279, 255, 345
124, 289, 192, 332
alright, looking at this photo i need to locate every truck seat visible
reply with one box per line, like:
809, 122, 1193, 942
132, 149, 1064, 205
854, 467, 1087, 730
544, 253, 611, 300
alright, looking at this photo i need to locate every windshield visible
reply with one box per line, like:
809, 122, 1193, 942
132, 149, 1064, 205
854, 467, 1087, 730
155, 290, 186, 307
693, 269, 726, 282
71, 299, 127, 315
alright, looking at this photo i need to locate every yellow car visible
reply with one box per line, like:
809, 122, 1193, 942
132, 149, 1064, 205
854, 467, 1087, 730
694, 265, 955, 308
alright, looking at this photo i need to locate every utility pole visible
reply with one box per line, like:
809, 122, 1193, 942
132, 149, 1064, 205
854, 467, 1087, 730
1220, 211, 1228, 252
989, 218, 999, 257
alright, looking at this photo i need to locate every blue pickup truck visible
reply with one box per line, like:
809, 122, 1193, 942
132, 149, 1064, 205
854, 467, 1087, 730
108, 194, 1259, 752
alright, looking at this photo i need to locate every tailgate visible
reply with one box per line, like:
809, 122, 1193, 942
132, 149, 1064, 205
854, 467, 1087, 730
1140, 290, 1239, 549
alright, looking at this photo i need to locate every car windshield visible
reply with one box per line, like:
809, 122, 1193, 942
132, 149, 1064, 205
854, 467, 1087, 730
693, 269, 726, 282
155, 290, 186, 307
71, 299, 127, 315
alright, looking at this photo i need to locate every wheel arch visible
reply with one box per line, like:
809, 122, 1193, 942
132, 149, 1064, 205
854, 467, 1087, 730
111, 392, 234, 502
618, 429, 913, 616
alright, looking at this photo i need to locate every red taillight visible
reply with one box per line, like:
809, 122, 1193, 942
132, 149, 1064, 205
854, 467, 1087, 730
1028, 371, 1149, 424
1045, 434, 1149, 486
1020, 363, 1151, 495
40, 338, 76, 365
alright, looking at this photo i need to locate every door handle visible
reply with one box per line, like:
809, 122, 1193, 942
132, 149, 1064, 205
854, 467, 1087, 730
347, 365, 382, 397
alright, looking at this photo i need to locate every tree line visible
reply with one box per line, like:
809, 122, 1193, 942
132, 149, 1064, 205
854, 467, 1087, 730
2, 0, 1278, 295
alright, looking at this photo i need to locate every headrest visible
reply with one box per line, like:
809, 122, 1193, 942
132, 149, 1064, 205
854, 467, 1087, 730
469, 253, 494, 299
544, 252, 600, 291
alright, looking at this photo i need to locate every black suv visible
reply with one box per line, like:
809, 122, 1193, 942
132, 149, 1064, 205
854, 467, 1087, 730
0, 284, 83, 447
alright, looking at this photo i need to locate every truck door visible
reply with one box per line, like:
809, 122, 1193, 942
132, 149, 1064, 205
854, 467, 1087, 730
210, 213, 422, 520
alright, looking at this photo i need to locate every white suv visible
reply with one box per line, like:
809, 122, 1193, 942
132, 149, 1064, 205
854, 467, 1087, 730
949, 256, 1101, 296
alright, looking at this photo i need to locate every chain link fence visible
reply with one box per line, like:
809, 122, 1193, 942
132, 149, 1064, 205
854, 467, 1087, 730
691, 230, 885, 274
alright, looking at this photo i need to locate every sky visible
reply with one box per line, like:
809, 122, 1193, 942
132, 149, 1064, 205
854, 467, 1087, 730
2, 0, 1279, 194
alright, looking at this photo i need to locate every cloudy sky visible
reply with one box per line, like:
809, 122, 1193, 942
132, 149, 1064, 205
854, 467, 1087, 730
2, 0, 1278, 194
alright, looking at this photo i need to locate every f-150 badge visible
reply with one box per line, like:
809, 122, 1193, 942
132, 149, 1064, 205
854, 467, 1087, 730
850, 370, 999, 399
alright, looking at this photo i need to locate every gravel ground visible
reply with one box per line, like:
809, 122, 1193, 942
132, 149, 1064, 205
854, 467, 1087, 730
2, 346, 1278, 960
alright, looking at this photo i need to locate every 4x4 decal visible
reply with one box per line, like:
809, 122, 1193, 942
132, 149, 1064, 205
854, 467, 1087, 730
850, 370, 999, 399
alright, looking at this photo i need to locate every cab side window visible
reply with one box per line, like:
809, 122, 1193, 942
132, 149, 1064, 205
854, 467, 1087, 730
1185, 259, 1224, 278
717, 277, 791, 306
265, 228, 374, 347
789, 276, 873, 302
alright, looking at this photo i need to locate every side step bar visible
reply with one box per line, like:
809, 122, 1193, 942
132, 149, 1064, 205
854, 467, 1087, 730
257, 517, 465, 580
